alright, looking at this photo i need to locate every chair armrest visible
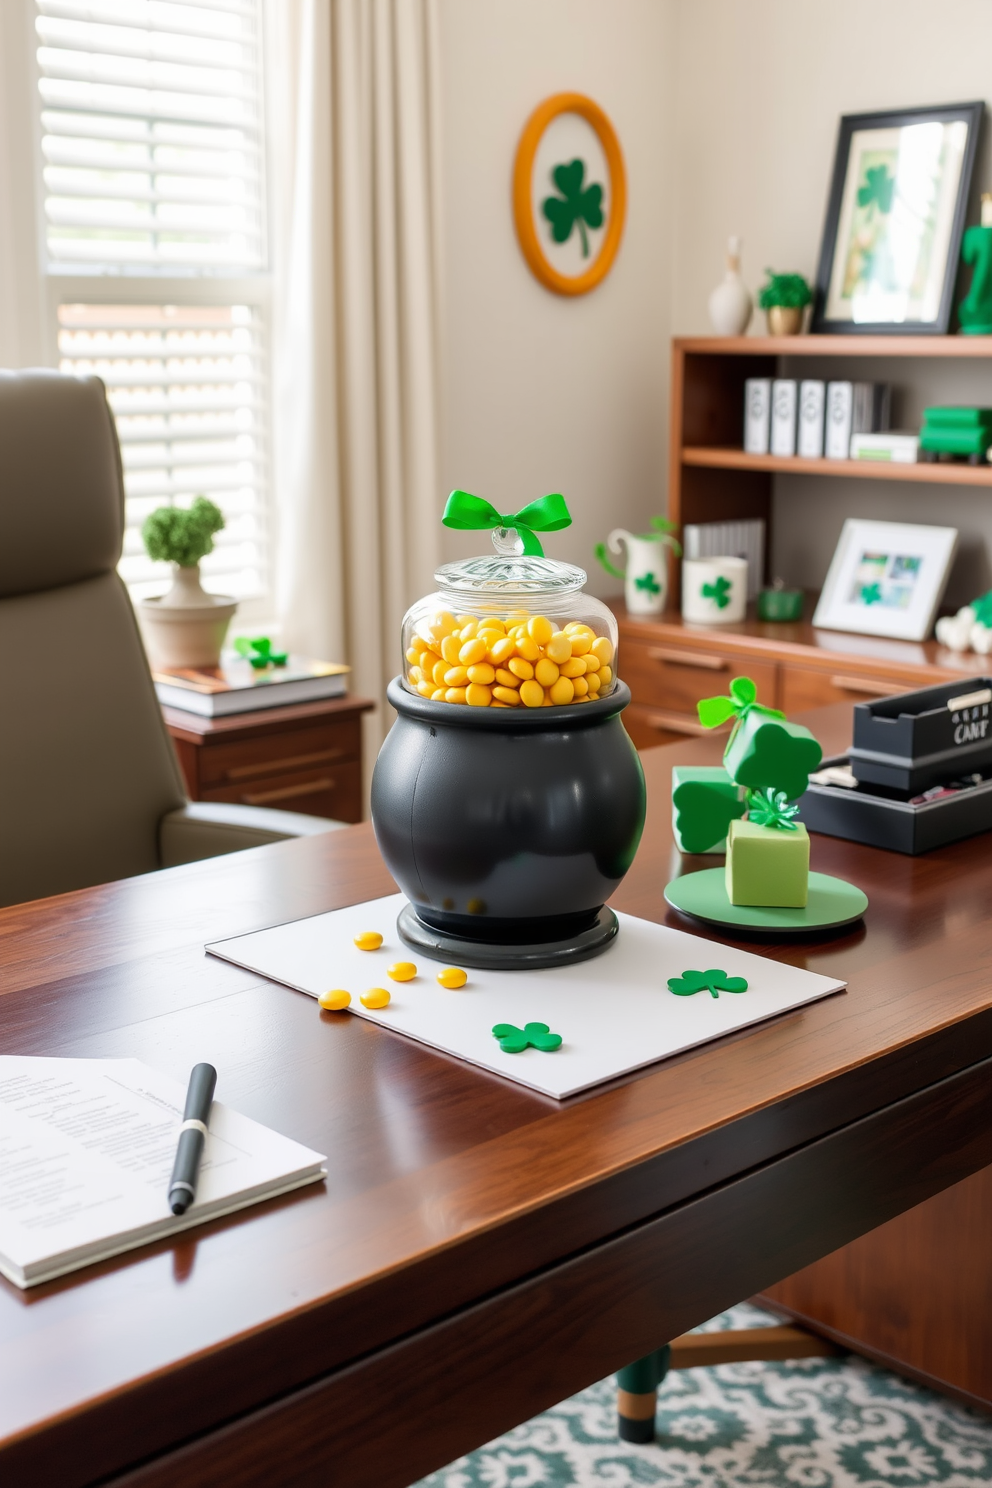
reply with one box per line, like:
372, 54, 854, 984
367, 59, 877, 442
159, 802, 347, 868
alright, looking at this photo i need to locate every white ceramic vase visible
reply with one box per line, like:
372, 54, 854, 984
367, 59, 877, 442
137, 563, 238, 670
605, 529, 673, 615
682, 556, 748, 625
708, 236, 753, 337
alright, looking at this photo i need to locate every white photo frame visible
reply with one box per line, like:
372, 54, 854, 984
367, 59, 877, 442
812, 519, 958, 641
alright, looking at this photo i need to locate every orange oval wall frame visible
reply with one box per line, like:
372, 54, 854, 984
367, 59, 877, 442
513, 92, 627, 297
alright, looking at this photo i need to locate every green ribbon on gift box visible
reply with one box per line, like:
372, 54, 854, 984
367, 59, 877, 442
442, 489, 571, 557
697, 675, 785, 732
234, 636, 288, 669
746, 786, 800, 831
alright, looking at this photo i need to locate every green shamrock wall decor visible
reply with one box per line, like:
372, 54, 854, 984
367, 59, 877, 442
542, 159, 604, 258
701, 575, 731, 608
492, 1021, 563, 1053
667, 969, 749, 998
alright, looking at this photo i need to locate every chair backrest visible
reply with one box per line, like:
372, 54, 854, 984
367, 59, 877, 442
0, 370, 186, 907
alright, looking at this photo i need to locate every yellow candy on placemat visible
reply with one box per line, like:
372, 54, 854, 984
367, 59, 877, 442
387, 962, 417, 981
353, 931, 383, 951
405, 615, 614, 709
318, 989, 351, 1010
360, 988, 391, 1009
436, 967, 467, 989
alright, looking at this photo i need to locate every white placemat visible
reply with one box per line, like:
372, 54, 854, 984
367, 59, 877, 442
206, 894, 845, 1099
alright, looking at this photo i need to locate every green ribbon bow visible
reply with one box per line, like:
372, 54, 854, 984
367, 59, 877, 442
442, 489, 571, 558
702, 575, 732, 609
234, 636, 288, 669
697, 676, 785, 732
746, 786, 800, 831
667, 969, 749, 998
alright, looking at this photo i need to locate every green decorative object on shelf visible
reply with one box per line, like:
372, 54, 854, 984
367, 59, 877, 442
542, 159, 604, 259
442, 489, 571, 557
667, 968, 748, 998
726, 818, 810, 908
234, 636, 288, 669
697, 675, 784, 732
757, 270, 813, 311
723, 709, 823, 802
671, 766, 745, 855
492, 1021, 562, 1053
958, 196, 992, 335
757, 584, 803, 622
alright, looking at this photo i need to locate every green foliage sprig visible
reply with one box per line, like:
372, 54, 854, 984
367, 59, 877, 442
141, 496, 225, 568
757, 270, 812, 310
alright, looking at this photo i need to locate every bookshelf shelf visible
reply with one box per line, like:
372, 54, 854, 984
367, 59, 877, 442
681, 446, 992, 486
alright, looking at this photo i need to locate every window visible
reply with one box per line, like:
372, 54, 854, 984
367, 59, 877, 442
33, 0, 270, 615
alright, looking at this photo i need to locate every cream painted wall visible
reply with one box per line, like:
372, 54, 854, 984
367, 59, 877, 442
435, 0, 676, 600
671, 0, 992, 605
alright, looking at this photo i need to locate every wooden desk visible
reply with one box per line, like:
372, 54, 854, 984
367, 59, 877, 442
3, 703, 992, 1488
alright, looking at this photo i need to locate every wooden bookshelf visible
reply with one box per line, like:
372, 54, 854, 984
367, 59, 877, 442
682, 446, 992, 485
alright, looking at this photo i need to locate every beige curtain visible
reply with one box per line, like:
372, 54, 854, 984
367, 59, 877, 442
266, 0, 444, 799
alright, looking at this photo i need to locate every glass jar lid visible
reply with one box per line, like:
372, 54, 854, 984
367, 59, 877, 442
435, 524, 586, 596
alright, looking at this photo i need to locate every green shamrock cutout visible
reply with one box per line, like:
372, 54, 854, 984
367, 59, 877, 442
724, 711, 823, 801
235, 636, 288, 669
698, 676, 784, 732
492, 1021, 562, 1053
747, 786, 800, 831
668, 969, 749, 998
701, 575, 731, 609
542, 159, 604, 258
857, 163, 894, 217
635, 571, 661, 594
860, 582, 882, 606
672, 778, 745, 854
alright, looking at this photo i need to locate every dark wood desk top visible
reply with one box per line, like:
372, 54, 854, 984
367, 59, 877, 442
3, 703, 992, 1487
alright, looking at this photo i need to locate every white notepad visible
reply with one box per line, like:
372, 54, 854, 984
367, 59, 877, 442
0, 1057, 327, 1288
207, 894, 846, 1099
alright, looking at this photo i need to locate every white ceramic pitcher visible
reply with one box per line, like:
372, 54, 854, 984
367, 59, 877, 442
600, 528, 677, 615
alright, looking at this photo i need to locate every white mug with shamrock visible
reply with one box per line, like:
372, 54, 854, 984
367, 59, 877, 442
682, 556, 748, 625
595, 522, 680, 615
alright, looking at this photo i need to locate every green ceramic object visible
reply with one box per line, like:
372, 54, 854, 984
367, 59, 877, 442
671, 766, 745, 854
958, 224, 992, 335
757, 587, 803, 622
725, 818, 810, 908
664, 868, 867, 932
723, 711, 822, 801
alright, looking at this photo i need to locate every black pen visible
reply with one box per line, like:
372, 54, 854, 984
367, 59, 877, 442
168, 1063, 217, 1215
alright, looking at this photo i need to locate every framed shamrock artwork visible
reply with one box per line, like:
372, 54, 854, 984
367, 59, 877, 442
811, 102, 982, 334
513, 92, 627, 297
812, 518, 958, 641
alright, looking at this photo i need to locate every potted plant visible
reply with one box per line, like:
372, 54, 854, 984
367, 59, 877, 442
136, 496, 237, 669
757, 270, 812, 335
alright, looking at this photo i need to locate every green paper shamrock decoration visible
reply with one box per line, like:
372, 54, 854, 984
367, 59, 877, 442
724, 710, 823, 801
857, 163, 894, 217
234, 636, 288, 669
697, 676, 785, 732
668, 969, 749, 998
492, 1021, 562, 1053
702, 575, 731, 609
542, 159, 604, 259
442, 489, 571, 558
635, 571, 661, 595
747, 786, 800, 831
672, 779, 745, 854
861, 582, 882, 606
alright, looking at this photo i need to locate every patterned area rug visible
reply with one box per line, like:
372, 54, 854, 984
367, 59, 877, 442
415, 1304, 992, 1488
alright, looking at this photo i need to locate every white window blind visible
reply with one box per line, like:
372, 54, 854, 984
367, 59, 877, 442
58, 303, 268, 601
36, 0, 265, 273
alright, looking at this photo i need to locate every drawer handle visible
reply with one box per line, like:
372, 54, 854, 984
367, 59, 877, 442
227, 747, 346, 782
640, 711, 726, 737
241, 777, 335, 805
647, 647, 730, 671
829, 674, 907, 697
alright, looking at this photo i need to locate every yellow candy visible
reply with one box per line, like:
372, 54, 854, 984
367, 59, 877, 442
466, 682, 492, 706
446, 686, 468, 704
436, 967, 468, 989
319, 989, 351, 1010
508, 656, 534, 680
455, 612, 476, 626
549, 675, 575, 705
591, 636, 614, 666
431, 687, 446, 700
458, 619, 479, 640
546, 632, 572, 664
519, 678, 544, 708
405, 646, 422, 665
387, 961, 417, 981
361, 988, 391, 1009
489, 636, 516, 665
354, 931, 383, 950
468, 662, 495, 684
598, 665, 613, 688
444, 665, 469, 686
441, 634, 461, 664
492, 685, 521, 705
559, 656, 587, 679
459, 636, 488, 666
416, 680, 434, 697
527, 615, 554, 645
428, 611, 457, 643
534, 657, 559, 688
495, 668, 519, 689
586, 669, 602, 693
582, 653, 601, 673
572, 675, 589, 697
516, 634, 540, 661
492, 700, 511, 707
432, 658, 448, 685
570, 632, 593, 656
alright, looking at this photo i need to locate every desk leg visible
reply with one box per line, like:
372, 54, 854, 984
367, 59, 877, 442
616, 1344, 671, 1442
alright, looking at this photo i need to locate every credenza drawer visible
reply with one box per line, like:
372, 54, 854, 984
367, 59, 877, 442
197, 719, 362, 789
201, 759, 362, 822
621, 637, 777, 713
622, 702, 733, 752
780, 665, 915, 713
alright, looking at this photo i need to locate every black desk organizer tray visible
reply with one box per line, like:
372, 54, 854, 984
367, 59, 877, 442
849, 676, 992, 793
801, 755, 992, 855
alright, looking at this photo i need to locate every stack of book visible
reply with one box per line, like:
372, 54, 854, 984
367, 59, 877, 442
154, 654, 350, 717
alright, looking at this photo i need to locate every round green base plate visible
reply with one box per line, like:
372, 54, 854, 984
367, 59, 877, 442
664, 869, 868, 932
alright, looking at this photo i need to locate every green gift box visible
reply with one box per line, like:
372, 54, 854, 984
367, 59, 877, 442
671, 766, 745, 854
723, 710, 822, 801
725, 818, 809, 907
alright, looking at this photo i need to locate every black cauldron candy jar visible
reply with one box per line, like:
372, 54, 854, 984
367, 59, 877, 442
370, 495, 646, 969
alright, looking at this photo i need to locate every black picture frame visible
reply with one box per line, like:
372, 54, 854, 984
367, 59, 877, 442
811, 101, 984, 335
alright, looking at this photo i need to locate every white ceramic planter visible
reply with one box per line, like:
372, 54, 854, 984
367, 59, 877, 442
137, 564, 238, 670
604, 528, 673, 615
682, 556, 748, 625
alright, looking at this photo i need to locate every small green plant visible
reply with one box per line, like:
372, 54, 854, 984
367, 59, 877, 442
141, 496, 225, 568
757, 270, 812, 310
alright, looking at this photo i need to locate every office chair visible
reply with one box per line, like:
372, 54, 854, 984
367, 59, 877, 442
0, 368, 345, 908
